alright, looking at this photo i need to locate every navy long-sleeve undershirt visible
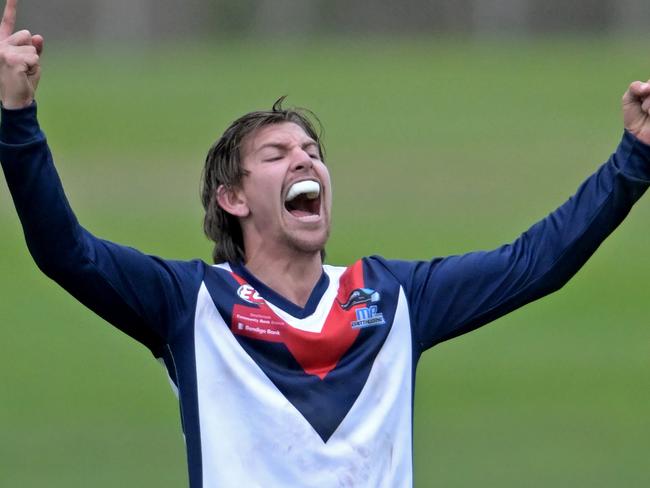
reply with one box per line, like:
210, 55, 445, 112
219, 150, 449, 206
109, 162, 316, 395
0, 103, 204, 356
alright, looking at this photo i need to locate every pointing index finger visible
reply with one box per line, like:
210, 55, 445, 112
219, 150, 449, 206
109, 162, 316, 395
0, 0, 17, 40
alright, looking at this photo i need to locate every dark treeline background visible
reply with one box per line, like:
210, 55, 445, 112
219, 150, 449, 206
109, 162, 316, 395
15, 0, 650, 42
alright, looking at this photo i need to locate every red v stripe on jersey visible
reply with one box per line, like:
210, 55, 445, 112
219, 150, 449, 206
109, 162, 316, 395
230, 261, 365, 379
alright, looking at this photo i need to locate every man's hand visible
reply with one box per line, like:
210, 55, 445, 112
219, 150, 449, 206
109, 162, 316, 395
623, 80, 650, 146
0, 0, 43, 109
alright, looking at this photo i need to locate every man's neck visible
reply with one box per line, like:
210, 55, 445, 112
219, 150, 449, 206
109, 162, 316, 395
244, 250, 323, 309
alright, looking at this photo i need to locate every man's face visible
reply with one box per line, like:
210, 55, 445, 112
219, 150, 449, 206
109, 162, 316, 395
236, 122, 332, 257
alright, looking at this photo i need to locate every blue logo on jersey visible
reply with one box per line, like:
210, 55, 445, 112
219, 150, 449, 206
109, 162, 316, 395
351, 305, 386, 329
339, 288, 380, 310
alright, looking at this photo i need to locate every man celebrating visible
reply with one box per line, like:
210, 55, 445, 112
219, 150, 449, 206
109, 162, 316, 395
2, 1, 650, 486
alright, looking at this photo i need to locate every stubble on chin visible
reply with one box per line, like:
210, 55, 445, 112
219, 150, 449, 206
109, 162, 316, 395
283, 225, 330, 256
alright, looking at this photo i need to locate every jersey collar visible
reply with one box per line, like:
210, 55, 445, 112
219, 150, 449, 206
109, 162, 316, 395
229, 261, 330, 319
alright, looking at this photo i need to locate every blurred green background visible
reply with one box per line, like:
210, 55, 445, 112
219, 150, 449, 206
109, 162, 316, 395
1, 38, 650, 487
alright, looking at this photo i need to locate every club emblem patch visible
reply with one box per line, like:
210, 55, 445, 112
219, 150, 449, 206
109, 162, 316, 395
338, 287, 380, 310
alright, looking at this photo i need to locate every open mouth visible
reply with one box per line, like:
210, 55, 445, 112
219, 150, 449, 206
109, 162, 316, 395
284, 180, 321, 218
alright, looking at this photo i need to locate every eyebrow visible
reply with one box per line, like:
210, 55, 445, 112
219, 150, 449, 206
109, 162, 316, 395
255, 141, 319, 154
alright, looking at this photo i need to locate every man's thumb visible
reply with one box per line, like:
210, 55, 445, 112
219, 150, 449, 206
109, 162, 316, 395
31, 34, 43, 55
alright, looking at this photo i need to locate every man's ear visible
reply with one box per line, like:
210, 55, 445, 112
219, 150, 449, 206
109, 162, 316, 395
216, 184, 250, 218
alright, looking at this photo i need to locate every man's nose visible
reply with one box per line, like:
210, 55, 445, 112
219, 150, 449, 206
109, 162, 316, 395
289, 148, 314, 172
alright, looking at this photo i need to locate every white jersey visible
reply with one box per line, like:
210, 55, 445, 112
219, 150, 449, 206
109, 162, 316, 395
189, 260, 413, 487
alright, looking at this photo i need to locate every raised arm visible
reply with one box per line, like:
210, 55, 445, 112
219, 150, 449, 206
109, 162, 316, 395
0, 1, 203, 355
381, 81, 650, 352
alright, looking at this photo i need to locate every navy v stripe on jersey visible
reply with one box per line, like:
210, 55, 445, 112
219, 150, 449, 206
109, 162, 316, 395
2, 103, 650, 487
203, 260, 398, 441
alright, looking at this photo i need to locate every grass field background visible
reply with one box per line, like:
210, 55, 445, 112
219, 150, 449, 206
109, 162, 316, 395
1, 38, 649, 486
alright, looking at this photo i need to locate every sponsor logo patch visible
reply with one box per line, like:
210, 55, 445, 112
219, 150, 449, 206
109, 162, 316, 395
237, 284, 264, 304
351, 305, 386, 329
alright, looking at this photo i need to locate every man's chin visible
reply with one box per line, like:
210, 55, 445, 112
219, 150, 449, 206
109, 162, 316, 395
284, 229, 330, 256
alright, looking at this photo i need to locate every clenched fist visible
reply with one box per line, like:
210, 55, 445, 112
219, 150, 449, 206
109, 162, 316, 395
0, 0, 44, 109
623, 81, 650, 146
